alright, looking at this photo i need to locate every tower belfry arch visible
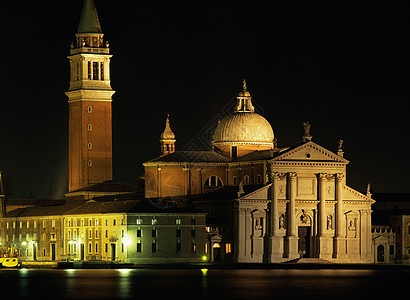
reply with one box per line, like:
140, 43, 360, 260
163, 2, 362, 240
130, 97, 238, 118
66, 0, 115, 192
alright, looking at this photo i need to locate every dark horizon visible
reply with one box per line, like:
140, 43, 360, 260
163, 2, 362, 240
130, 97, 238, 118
1, 1, 409, 198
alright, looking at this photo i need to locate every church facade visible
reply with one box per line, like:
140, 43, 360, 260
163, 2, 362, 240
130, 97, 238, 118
144, 81, 375, 263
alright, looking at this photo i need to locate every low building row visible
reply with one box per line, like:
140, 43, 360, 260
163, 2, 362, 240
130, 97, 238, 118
0, 195, 207, 263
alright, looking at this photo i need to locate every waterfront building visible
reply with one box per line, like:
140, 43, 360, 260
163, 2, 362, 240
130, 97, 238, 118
144, 81, 375, 263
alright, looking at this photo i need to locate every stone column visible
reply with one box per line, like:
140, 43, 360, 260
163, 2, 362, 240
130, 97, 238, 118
318, 173, 327, 237
286, 172, 299, 259
334, 173, 346, 259
317, 173, 332, 259
268, 171, 283, 262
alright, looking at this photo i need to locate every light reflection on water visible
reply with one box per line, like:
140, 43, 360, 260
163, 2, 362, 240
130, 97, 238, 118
0, 268, 407, 299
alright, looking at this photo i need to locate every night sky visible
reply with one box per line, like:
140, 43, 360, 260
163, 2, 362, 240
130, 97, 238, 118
1, 1, 409, 199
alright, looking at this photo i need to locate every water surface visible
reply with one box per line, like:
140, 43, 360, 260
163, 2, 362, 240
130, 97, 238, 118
0, 268, 407, 299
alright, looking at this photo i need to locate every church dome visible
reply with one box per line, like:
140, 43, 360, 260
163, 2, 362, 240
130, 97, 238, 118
212, 80, 274, 148
212, 112, 274, 146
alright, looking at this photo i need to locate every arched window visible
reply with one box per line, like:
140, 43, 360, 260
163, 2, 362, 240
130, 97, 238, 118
204, 175, 223, 187
242, 175, 251, 185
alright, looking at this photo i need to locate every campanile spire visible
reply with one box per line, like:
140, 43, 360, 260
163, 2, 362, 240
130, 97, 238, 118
66, 0, 115, 192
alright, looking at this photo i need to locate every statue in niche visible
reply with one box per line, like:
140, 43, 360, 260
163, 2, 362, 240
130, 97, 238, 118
348, 219, 356, 231
279, 214, 286, 229
327, 215, 333, 230
279, 185, 284, 196
254, 218, 262, 230
300, 210, 308, 224
327, 185, 332, 195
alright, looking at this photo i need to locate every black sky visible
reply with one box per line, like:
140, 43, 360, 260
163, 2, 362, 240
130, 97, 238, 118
1, 1, 409, 198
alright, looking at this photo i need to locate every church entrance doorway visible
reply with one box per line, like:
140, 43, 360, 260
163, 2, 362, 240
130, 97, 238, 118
298, 226, 311, 258
377, 245, 385, 262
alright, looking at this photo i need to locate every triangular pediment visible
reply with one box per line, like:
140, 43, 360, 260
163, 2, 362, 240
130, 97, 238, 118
272, 141, 349, 163
239, 184, 271, 200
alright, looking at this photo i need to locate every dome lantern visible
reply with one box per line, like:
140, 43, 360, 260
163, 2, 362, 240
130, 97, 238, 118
212, 81, 274, 158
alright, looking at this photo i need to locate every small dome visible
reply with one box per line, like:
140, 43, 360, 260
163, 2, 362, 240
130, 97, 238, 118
160, 114, 175, 140
212, 112, 274, 146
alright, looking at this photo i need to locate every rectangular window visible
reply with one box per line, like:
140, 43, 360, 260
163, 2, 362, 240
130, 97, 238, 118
191, 242, 196, 252
257, 175, 261, 184
121, 219, 124, 225
152, 241, 157, 253
76, 62, 80, 81
95, 242, 98, 253
176, 218, 181, 225
151, 218, 158, 225
100, 62, 104, 80
176, 228, 181, 238
113, 219, 116, 226
231, 146, 238, 158
93, 62, 98, 80
152, 228, 157, 238
121, 230, 124, 237
88, 61, 91, 80
191, 218, 196, 225
176, 241, 181, 253
88, 143, 92, 150
52, 220, 56, 227
27, 221, 29, 228
121, 243, 124, 253
389, 245, 395, 255
105, 230, 108, 238
19, 221, 22, 229
191, 229, 196, 237
137, 228, 142, 237
226, 243, 232, 254
105, 243, 108, 253
89, 243, 92, 252
137, 241, 142, 252
74, 243, 77, 253
95, 229, 99, 238
136, 218, 142, 225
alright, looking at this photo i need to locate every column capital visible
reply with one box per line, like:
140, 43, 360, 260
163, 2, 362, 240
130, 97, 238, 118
269, 171, 281, 182
317, 173, 327, 181
335, 173, 345, 181
287, 172, 297, 180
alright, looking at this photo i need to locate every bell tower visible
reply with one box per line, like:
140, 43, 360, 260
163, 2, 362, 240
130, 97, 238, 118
66, 0, 115, 192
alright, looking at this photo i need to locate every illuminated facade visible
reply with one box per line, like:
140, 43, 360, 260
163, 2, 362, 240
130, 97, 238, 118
1, 197, 206, 263
144, 82, 375, 263
66, 0, 114, 192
